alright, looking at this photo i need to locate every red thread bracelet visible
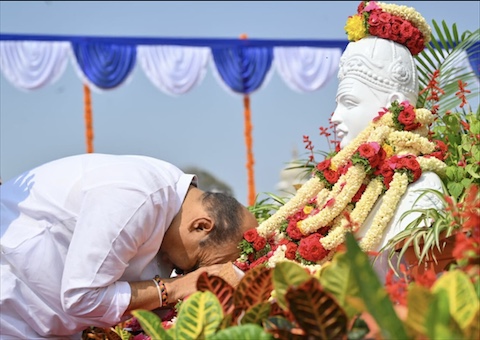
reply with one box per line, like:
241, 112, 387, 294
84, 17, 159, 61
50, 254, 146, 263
153, 275, 168, 307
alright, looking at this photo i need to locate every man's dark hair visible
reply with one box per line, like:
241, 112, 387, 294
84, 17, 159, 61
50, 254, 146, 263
199, 191, 244, 247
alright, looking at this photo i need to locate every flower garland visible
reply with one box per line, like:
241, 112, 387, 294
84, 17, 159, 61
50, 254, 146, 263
344, 1, 432, 55
235, 100, 447, 273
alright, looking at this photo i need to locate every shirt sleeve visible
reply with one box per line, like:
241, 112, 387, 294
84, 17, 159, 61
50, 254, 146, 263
60, 184, 164, 325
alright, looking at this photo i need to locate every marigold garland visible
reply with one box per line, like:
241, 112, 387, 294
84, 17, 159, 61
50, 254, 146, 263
83, 84, 94, 153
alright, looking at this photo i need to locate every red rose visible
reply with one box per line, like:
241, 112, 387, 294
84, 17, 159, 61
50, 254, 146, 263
357, 1, 365, 13
378, 12, 392, 23
323, 169, 340, 184
298, 233, 328, 262
368, 10, 382, 27
337, 160, 352, 175
352, 184, 367, 203
403, 122, 421, 131
250, 255, 268, 268
369, 154, 381, 169
377, 147, 387, 164
398, 106, 416, 126
380, 163, 395, 178
253, 236, 267, 251
400, 21, 414, 40
244, 229, 258, 243
383, 175, 394, 189
316, 158, 331, 171
358, 143, 376, 159
427, 152, 444, 161
285, 242, 298, 260
234, 261, 249, 272
287, 221, 304, 241
391, 17, 404, 36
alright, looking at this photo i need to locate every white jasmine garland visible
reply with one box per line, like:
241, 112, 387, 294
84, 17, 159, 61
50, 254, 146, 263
418, 156, 447, 176
388, 131, 435, 154
315, 188, 330, 210
359, 172, 410, 251
414, 108, 435, 125
367, 125, 392, 144
298, 165, 366, 234
331, 126, 374, 170
256, 177, 324, 237
321, 178, 384, 249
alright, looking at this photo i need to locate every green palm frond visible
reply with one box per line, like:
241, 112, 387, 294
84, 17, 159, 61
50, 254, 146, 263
416, 20, 479, 112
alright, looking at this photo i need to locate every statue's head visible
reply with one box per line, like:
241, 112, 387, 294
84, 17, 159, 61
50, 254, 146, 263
331, 1, 431, 148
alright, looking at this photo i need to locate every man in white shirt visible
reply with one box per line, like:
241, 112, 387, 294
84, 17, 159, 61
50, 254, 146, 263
0, 153, 258, 339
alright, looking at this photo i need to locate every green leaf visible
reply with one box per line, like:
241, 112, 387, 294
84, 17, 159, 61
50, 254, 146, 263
447, 181, 464, 199
241, 302, 271, 326
131, 309, 172, 340
319, 252, 361, 318
406, 284, 434, 337
344, 233, 409, 340
174, 291, 223, 340
286, 278, 348, 339
272, 261, 311, 310
433, 270, 480, 330
209, 324, 273, 340
425, 288, 463, 339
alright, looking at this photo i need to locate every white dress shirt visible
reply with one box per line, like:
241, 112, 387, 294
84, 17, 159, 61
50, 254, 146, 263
0, 153, 196, 339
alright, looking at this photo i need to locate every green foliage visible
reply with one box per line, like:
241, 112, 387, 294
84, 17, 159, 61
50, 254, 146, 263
132, 309, 171, 340
248, 193, 285, 223
271, 261, 311, 310
432, 270, 480, 331
209, 324, 273, 340
344, 233, 409, 340
127, 232, 478, 340
319, 252, 362, 319
432, 111, 480, 200
416, 20, 479, 111
174, 291, 223, 339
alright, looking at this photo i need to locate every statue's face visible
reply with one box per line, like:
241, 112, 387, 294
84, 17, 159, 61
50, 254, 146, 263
331, 77, 388, 149
332, 37, 418, 149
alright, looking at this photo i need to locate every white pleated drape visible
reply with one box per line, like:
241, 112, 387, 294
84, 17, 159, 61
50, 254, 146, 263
137, 45, 211, 96
0, 41, 70, 91
0, 41, 346, 96
273, 47, 342, 93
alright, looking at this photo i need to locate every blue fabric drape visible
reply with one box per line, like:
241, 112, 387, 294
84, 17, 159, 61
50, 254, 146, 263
211, 46, 273, 94
72, 42, 137, 89
466, 41, 479, 78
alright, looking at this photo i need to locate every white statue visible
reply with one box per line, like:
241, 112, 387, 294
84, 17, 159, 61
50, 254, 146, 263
332, 35, 445, 280
235, 1, 447, 282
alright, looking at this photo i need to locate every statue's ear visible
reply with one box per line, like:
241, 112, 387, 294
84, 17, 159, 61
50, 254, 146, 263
388, 92, 408, 104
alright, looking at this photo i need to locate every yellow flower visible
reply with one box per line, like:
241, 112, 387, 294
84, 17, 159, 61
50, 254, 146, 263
303, 205, 313, 215
382, 143, 394, 158
345, 14, 367, 42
